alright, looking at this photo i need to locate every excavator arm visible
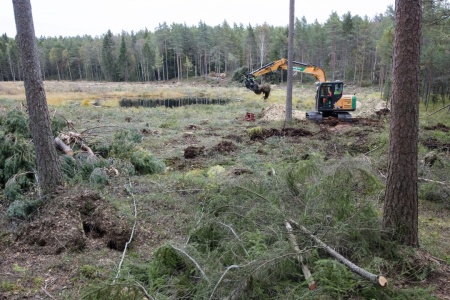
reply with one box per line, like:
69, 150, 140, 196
244, 58, 326, 98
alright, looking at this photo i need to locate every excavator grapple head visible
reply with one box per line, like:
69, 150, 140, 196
244, 75, 271, 100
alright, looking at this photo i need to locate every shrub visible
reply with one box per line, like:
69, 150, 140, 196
246, 126, 263, 139
110, 130, 142, 159
7, 199, 42, 219
0, 134, 35, 189
51, 115, 67, 137
4, 176, 28, 201
89, 167, 109, 188
130, 148, 165, 175
4, 109, 30, 137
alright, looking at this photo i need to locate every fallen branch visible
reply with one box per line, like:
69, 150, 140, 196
209, 265, 239, 300
427, 103, 450, 117
113, 180, 138, 283
291, 220, 388, 287
57, 132, 95, 157
284, 221, 316, 290
134, 281, 156, 300
218, 221, 249, 256
418, 177, 448, 187
170, 244, 209, 283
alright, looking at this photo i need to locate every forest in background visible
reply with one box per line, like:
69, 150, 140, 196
0, 0, 448, 106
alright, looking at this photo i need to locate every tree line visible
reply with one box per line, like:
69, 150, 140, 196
1, 1, 448, 102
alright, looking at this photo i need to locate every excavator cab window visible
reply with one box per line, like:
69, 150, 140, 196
317, 82, 343, 109
319, 84, 334, 109
334, 83, 342, 95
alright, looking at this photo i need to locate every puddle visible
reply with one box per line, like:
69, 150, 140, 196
119, 97, 232, 108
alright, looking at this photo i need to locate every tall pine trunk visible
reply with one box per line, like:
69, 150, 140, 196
382, 0, 422, 246
13, 0, 63, 195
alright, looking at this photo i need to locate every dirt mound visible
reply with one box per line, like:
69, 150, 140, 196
212, 141, 238, 153
354, 99, 388, 118
184, 146, 205, 159
15, 191, 131, 255
260, 104, 306, 121
250, 127, 313, 140
424, 123, 450, 132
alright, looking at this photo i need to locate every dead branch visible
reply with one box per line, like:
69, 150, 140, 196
54, 137, 74, 156
419, 177, 448, 187
284, 221, 316, 290
170, 244, 209, 283
113, 180, 138, 283
218, 221, 249, 256
427, 103, 450, 117
294, 222, 387, 287
228, 254, 297, 300
68, 131, 83, 142
134, 281, 156, 300
209, 265, 239, 300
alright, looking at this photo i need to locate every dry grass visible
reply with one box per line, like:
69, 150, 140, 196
1, 81, 266, 107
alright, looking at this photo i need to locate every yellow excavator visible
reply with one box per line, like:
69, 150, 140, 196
244, 58, 357, 121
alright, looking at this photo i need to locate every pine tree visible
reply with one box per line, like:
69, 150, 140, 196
102, 30, 117, 81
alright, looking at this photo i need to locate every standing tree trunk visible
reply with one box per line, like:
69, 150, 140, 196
382, 0, 422, 247
285, 0, 295, 122
13, 0, 63, 195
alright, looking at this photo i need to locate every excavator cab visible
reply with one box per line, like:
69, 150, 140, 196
317, 82, 343, 110
307, 81, 356, 121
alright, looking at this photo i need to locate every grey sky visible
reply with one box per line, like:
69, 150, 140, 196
1, 0, 394, 37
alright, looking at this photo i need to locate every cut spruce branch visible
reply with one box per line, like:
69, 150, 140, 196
170, 244, 209, 283
284, 221, 316, 290
290, 220, 388, 287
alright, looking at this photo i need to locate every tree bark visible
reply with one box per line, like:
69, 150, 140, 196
13, 0, 63, 195
382, 0, 422, 247
285, 0, 294, 122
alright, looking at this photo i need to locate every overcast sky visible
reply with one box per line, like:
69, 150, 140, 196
1, 0, 395, 38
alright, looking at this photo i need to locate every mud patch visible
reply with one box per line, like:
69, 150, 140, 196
211, 141, 238, 153
250, 127, 313, 140
421, 137, 450, 152
14, 191, 131, 255
184, 146, 205, 159
424, 123, 450, 132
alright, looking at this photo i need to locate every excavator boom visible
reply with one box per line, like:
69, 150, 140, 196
247, 58, 326, 82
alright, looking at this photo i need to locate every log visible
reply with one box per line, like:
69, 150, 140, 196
80, 143, 95, 157
54, 137, 74, 156
292, 220, 388, 287
284, 221, 316, 290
